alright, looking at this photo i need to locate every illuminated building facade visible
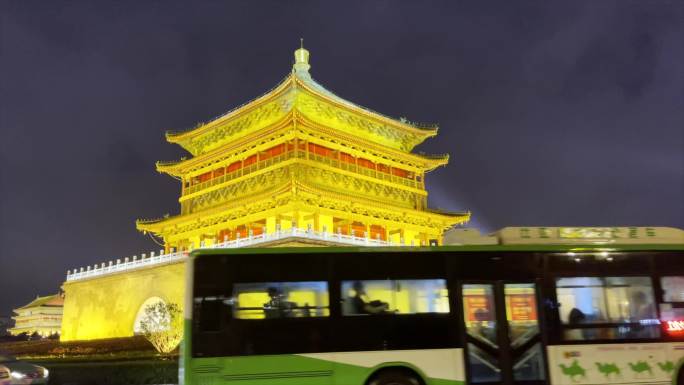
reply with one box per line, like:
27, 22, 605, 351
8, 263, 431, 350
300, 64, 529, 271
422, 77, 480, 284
136, 45, 469, 249
9, 294, 64, 337
60, 46, 469, 341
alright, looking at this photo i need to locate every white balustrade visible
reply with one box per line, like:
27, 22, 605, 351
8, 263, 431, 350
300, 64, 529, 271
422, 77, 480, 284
65, 227, 407, 282
66, 250, 187, 282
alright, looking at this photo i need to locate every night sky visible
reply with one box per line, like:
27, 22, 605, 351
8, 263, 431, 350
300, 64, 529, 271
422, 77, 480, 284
1, 1, 682, 315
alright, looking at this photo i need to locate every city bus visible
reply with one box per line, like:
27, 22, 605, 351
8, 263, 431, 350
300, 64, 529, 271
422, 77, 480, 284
181, 227, 684, 385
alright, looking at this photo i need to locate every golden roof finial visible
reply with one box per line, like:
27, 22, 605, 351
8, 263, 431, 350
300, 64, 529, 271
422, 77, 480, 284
293, 38, 310, 74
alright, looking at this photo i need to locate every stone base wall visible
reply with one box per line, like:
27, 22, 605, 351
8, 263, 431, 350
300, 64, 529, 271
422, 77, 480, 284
60, 261, 185, 341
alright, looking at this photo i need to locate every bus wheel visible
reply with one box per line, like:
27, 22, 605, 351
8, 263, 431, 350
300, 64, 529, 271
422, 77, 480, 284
677, 368, 683, 385
367, 368, 423, 385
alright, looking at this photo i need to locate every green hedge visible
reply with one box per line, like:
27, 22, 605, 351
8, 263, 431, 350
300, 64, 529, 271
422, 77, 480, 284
34, 358, 178, 385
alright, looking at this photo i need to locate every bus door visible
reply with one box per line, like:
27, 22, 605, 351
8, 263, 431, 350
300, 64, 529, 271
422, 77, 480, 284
460, 282, 547, 384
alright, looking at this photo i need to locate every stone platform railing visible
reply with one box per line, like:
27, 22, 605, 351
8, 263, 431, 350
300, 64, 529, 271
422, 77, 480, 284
66, 227, 413, 282
66, 250, 186, 282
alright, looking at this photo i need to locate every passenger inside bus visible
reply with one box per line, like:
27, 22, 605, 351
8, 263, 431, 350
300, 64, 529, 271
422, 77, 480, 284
568, 307, 585, 324
630, 291, 655, 322
566, 307, 593, 340
350, 281, 390, 315
263, 287, 295, 318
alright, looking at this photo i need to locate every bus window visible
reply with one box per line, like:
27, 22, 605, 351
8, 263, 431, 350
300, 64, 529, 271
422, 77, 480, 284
232, 281, 329, 319
556, 276, 659, 340
661, 276, 684, 302
660, 276, 684, 337
341, 279, 449, 315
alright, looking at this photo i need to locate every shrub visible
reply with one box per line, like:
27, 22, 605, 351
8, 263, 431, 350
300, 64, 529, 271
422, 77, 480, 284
137, 302, 183, 354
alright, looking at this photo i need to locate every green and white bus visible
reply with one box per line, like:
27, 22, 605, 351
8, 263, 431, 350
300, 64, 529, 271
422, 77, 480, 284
181, 227, 684, 385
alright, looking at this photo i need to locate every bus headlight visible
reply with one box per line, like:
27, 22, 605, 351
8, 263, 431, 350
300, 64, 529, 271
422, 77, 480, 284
44, 368, 49, 377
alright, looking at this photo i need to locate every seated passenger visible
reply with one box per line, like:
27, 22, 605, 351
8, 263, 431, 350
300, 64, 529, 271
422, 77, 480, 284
300, 302, 312, 317
568, 307, 586, 325
628, 291, 657, 338
264, 287, 293, 318
565, 307, 588, 340
630, 291, 655, 322
350, 281, 389, 315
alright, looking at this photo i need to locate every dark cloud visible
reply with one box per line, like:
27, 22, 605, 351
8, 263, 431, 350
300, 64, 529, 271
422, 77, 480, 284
0, 1, 682, 314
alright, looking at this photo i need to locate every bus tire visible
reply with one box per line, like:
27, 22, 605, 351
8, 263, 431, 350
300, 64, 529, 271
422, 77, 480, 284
367, 368, 424, 385
677, 367, 684, 385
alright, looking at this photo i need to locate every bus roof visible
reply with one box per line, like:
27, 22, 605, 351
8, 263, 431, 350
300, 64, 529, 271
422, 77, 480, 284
191, 227, 684, 258
494, 226, 684, 245
190, 242, 684, 258
444, 226, 684, 246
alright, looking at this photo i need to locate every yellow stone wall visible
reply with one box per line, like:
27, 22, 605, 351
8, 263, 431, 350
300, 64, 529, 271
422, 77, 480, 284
60, 261, 185, 341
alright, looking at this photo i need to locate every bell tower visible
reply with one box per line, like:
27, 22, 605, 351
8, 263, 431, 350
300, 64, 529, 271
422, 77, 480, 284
136, 45, 470, 249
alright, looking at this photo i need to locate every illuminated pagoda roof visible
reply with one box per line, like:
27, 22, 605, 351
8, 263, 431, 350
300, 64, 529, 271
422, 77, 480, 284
157, 127, 449, 178
137, 179, 469, 233
165, 45, 439, 157
14, 294, 64, 312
